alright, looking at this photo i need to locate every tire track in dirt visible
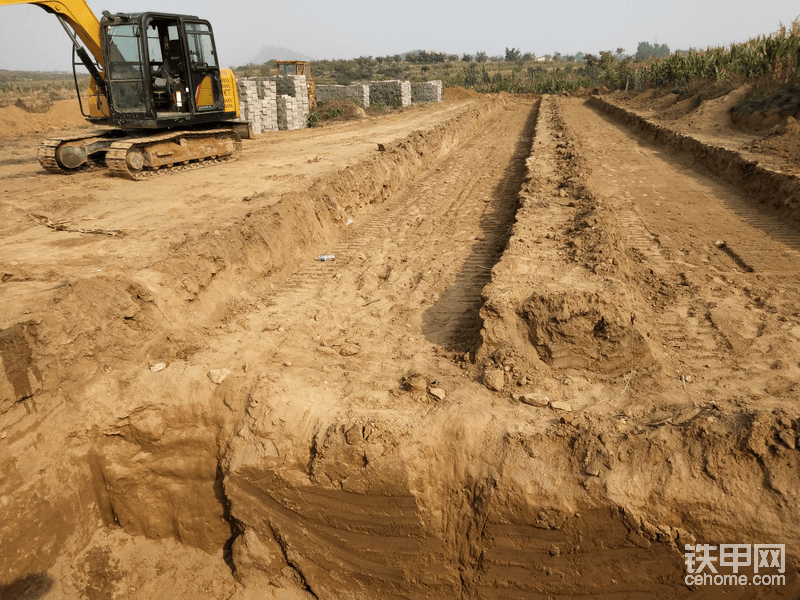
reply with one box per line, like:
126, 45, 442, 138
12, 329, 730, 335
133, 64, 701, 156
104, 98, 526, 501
275, 99, 537, 355
563, 96, 800, 397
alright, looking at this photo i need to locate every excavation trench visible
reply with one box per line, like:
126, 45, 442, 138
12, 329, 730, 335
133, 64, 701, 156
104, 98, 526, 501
1, 92, 798, 600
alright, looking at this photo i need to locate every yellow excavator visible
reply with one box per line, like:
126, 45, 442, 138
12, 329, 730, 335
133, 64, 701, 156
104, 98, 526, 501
1, 0, 246, 179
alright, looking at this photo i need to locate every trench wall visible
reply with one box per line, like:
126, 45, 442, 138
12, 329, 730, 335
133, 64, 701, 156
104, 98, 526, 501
587, 94, 800, 220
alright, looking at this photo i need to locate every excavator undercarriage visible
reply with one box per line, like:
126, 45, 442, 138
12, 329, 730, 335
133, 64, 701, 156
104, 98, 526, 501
38, 128, 243, 179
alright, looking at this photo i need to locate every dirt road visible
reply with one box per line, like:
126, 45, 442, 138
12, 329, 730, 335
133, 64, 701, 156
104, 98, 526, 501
1, 90, 797, 600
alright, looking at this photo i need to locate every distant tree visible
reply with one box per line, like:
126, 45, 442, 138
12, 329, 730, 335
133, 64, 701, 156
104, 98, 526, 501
462, 53, 473, 62
475, 51, 488, 63
635, 41, 671, 60
563, 54, 575, 62
553, 52, 562, 62
521, 52, 534, 62
575, 51, 585, 62
505, 47, 522, 62
463, 63, 479, 86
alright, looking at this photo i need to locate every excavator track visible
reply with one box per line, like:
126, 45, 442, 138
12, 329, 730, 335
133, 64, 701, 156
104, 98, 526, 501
36, 131, 111, 174
105, 128, 242, 180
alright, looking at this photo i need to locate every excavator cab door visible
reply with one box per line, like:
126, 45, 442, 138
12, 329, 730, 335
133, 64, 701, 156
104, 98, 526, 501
184, 21, 225, 114
103, 21, 152, 120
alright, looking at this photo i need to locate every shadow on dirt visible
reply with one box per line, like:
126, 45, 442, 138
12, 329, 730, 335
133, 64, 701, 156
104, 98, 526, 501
421, 100, 540, 354
0, 573, 54, 600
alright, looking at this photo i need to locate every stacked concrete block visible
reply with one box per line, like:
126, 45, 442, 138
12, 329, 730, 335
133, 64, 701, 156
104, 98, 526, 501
275, 75, 309, 128
235, 77, 277, 134
411, 80, 443, 103
367, 80, 412, 107
315, 84, 370, 108
255, 77, 278, 132
277, 95, 303, 130
235, 78, 262, 133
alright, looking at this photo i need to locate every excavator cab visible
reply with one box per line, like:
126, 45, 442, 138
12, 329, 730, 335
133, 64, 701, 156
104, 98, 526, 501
0, 2, 243, 178
101, 12, 237, 128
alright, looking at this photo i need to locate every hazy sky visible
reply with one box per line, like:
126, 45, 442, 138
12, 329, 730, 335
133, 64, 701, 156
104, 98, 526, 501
1, 0, 798, 71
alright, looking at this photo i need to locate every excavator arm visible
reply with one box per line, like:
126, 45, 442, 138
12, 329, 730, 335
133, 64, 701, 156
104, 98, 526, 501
1, 0, 103, 66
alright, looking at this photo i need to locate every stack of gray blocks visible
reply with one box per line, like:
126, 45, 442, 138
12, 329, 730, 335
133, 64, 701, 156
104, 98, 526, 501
276, 75, 310, 126
255, 78, 278, 132
367, 80, 412, 107
238, 77, 444, 135
315, 84, 370, 108
277, 95, 302, 130
235, 79, 261, 133
411, 80, 443, 103
236, 75, 308, 132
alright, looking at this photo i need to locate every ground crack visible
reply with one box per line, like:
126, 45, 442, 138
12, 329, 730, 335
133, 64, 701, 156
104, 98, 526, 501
269, 522, 320, 600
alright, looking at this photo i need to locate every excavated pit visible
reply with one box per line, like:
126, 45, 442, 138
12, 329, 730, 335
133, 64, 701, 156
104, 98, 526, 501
1, 91, 799, 600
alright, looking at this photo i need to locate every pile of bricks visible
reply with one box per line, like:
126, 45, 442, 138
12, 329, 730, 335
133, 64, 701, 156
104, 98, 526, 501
236, 75, 308, 131
411, 80, 443, 104
315, 84, 370, 108
235, 79, 260, 132
275, 75, 310, 122
235, 78, 278, 134
367, 80, 412, 107
256, 78, 278, 132
236, 76, 443, 135
277, 95, 303, 130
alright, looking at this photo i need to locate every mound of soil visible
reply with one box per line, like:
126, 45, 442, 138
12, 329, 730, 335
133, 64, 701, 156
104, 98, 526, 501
443, 86, 482, 101
0, 99, 87, 137
600, 85, 800, 177
316, 97, 368, 123
743, 116, 800, 162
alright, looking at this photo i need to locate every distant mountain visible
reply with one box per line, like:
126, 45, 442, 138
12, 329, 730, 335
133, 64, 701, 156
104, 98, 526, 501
249, 46, 315, 64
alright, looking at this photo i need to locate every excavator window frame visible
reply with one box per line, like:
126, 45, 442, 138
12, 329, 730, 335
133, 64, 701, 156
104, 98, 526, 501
103, 21, 149, 114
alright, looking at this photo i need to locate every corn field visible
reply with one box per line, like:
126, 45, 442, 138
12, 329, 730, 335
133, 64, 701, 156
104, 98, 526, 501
447, 19, 800, 94
638, 19, 800, 88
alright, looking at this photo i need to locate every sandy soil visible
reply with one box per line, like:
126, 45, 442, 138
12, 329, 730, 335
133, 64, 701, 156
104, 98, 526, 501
0, 87, 798, 599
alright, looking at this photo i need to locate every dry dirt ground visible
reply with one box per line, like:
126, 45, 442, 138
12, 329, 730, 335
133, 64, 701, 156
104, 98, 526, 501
0, 87, 798, 600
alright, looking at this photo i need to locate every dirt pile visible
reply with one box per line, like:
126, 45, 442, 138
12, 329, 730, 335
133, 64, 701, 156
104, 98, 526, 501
743, 116, 800, 163
314, 97, 367, 123
0, 99, 88, 137
602, 86, 800, 180
443, 85, 483, 101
